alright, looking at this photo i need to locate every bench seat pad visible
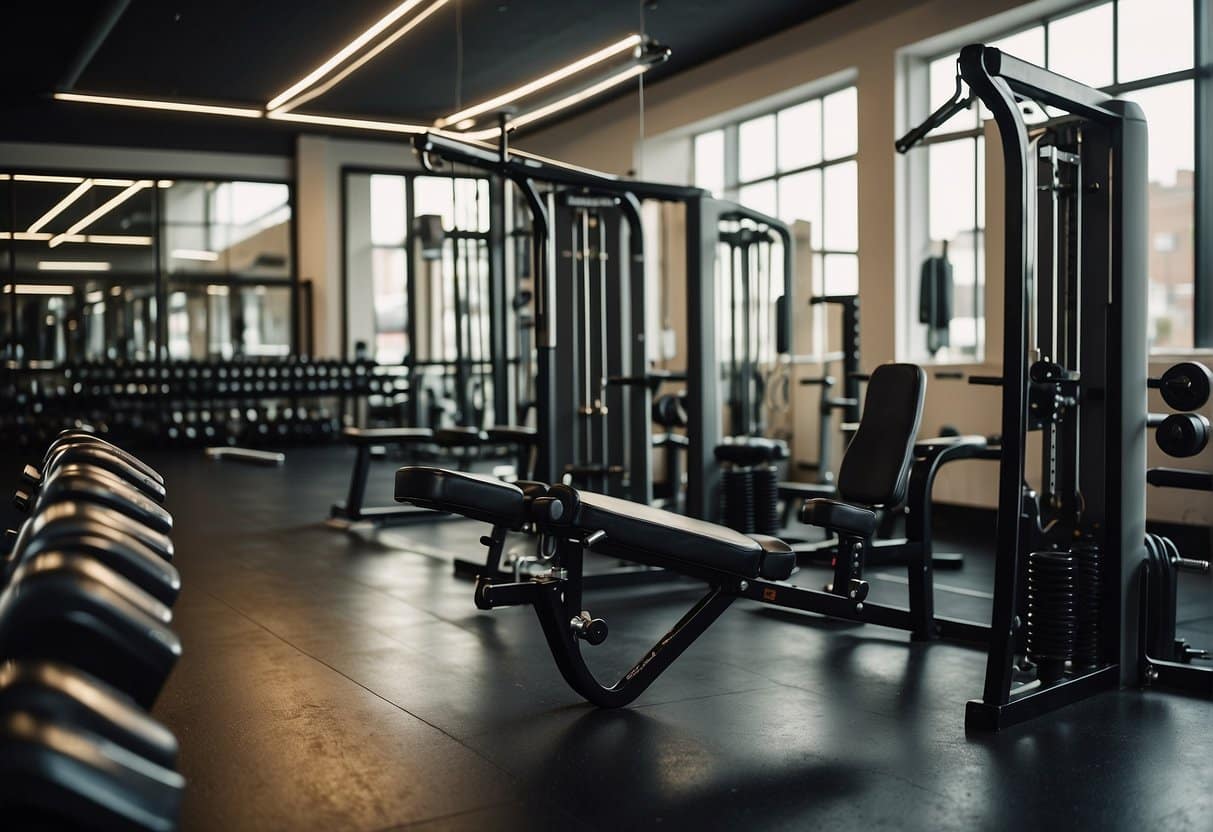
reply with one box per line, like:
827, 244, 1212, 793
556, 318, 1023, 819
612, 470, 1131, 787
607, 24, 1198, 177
485, 425, 538, 444
548, 485, 794, 580
434, 427, 488, 446
343, 427, 434, 443
395, 467, 526, 527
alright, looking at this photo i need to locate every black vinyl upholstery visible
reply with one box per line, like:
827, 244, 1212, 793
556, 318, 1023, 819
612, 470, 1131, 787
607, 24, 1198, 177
395, 467, 527, 527
802, 499, 878, 537
836, 363, 926, 507
547, 485, 795, 580
434, 427, 488, 446
343, 427, 434, 444
485, 426, 538, 444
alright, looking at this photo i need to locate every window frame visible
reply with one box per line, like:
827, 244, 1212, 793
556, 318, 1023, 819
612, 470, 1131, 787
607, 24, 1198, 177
908, 0, 1212, 358
692, 84, 861, 292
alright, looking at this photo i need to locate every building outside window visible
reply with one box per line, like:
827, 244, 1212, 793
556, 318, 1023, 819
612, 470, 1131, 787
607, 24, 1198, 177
911, 0, 1207, 359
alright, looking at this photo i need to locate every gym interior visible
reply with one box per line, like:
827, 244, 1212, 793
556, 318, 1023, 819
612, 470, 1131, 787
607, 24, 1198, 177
1, 0, 1211, 829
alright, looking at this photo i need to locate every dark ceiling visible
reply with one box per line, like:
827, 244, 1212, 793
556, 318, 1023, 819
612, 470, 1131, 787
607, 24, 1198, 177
0, 0, 855, 153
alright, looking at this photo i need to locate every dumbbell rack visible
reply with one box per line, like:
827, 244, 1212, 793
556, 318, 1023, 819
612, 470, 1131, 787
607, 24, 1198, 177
0, 358, 404, 449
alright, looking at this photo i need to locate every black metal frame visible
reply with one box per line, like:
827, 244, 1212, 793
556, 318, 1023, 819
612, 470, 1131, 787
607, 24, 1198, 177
954, 44, 1149, 731
338, 166, 512, 430
411, 132, 794, 523
470, 522, 988, 707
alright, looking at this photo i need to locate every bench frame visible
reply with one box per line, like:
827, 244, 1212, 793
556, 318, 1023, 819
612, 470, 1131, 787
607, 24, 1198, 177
471, 520, 990, 707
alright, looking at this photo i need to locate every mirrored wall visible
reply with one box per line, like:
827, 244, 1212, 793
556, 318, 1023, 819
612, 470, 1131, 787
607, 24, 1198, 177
0, 172, 297, 366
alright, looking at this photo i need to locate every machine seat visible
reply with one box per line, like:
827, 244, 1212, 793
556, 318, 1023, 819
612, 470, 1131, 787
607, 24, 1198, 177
545, 485, 794, 580
485, 425, 538, 445
396, 467, 527, 527
800, 498, 878, 538
713, 436, 789, 467
343, 427, 434, 444
434, 427, 488, 447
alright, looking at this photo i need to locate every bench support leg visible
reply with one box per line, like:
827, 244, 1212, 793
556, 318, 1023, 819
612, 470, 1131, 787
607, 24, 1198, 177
475, 574, 735, 708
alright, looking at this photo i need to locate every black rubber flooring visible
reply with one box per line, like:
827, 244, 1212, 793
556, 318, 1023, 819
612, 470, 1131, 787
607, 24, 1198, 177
12, 445, 1212, 831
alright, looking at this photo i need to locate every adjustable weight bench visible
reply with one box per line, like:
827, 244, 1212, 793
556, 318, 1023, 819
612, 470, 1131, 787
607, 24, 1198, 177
396, 364, 992, 707
329, 427, 437, 528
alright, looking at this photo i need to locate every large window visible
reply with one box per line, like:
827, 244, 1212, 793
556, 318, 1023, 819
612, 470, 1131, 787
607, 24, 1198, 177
912, 0, 1208, 358
343, 170, 491, 365
0, 172, 295, 365
693, 85, 860, 295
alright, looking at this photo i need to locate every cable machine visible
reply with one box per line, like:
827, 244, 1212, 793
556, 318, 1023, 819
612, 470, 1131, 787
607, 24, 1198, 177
900, 44, 1149, 730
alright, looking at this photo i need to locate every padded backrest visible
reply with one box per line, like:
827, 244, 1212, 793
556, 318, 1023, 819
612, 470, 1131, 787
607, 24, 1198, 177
836, 363, 926, 507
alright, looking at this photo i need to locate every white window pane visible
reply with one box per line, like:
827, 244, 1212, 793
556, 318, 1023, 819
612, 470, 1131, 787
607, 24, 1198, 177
1123, 80, 1195, 350
414, 177, 456, 229
738, 180, 777, 217
370, 175, 407, 246
823, 253, 858, 296
1124, 81, 1194, 187
929, 54, 977, 132
989, 27, 1045, 67
823, 161, 857, 252
1117, 0, 1193, 82
777, 99, 821, 171
928, 139, 976, 243
739, 115, 776, 182
976, 136, 985, 230
1047, 3, 1113, 88
694, 130, 725, 195
778, 169, 822, 251
822, 87, 857, 160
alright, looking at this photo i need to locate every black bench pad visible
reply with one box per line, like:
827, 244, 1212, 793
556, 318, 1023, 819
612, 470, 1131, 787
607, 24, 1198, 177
548, 485, 794, 580
486, 425, 538, 444
344, 427, 434, 444
801, 498, 878, 537
434, 427, 488, 446
395, 467, 526, 527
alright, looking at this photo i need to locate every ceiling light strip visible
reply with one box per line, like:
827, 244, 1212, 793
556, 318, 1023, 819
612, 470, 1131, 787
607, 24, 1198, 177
49, 180, 152, 248
53, 92, 262, 118
275, 0, 449, 113
26, 179, 95, 234
459, 64, 649, 141
13, 174, 86, 183
266, 110, 428, 134
36, 262, 110, 272
438, 34, 642, 128
266, 0, 432, 111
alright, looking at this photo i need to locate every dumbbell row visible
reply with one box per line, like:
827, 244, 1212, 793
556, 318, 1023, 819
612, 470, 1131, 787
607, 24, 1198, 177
0, 429, 185, 829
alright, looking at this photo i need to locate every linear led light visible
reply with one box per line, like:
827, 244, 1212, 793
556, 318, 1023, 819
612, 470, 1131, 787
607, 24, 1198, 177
37, 262, 110, 272
53, 92, 262, 118
460, 64, 649, 141
275, 0, 449, 113
206, 284, 230, 296
49, 180, 152, 248
27, 179, 94, 234
265, 110, 428, 134
12, 174, 86, 183
0, 232, 52, 241
172, 248, 219, 261
438, 34, 643, 128
73, 234, 153, 245
5, 283, 79, 294
266, 0, 436, 111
